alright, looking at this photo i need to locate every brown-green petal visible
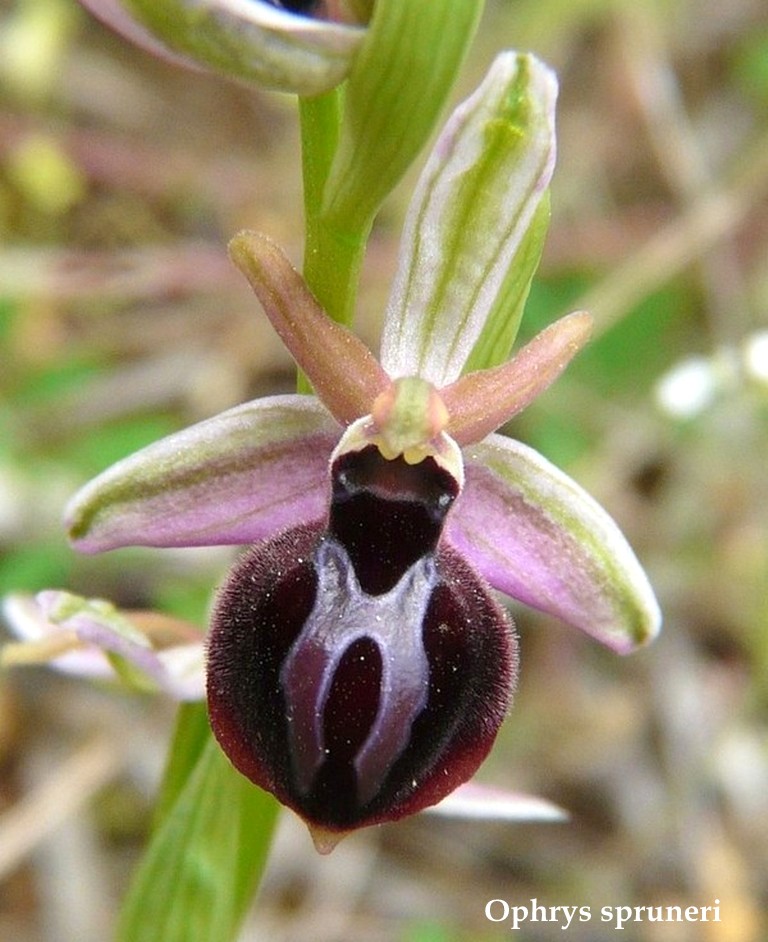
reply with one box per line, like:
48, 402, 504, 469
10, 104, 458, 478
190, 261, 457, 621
442, 311, 593, 445
230, 231, 390, 425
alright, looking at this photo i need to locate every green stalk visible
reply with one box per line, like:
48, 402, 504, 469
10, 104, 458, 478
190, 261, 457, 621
298, 92, 373, 392
116, 704, 280, 942
299, 91, 372, 330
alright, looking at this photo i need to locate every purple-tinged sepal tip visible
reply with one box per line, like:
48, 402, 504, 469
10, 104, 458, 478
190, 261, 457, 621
451, 435, 662, 653
65, 395, 339, 553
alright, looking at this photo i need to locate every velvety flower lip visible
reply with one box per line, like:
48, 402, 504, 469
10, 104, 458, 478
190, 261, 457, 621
1, 590, 568, 831
77, 0, 366, 94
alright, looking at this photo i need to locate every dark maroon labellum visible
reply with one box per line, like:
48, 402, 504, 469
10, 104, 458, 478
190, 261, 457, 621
207, 445, 517, 836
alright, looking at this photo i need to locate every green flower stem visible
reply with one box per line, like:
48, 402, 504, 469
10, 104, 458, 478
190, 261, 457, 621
299, 90, 372, 330
299, 92, 340, 231
117, 704, 280, 942
298, 91, 372, 399
301, 191, 370, 330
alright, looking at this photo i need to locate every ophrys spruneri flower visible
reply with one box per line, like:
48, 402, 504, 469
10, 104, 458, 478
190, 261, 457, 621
2, 53, 660, 851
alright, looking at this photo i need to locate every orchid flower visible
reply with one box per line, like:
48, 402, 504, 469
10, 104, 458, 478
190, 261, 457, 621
2, 53, 660, 851
76, 0, 369, 94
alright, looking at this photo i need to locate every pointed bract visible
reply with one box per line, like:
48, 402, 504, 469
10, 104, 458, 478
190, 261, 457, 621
320, 0, 483, 231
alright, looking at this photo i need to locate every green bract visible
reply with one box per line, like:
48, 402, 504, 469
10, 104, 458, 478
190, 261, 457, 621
321, 0, 484, 231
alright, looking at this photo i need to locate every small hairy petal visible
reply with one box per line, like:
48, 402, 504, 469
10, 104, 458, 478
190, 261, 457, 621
449, 434, 662, 652
78, 0, 364, 95
66, 395, 338, 552
230, 232, 391, 425
442, 311, 593, 446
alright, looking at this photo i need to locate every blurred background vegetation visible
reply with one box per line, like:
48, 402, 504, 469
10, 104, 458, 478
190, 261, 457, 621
1, 0, 767, 940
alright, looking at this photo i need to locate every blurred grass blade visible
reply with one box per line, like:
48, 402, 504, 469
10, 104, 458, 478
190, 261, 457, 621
152, 702, 211, 825
116, 710, 279, 942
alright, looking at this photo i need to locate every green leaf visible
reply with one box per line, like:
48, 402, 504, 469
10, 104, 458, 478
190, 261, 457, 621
116, 709, 280, 942
152, 702, 212, 826
321, 0, 485, 233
